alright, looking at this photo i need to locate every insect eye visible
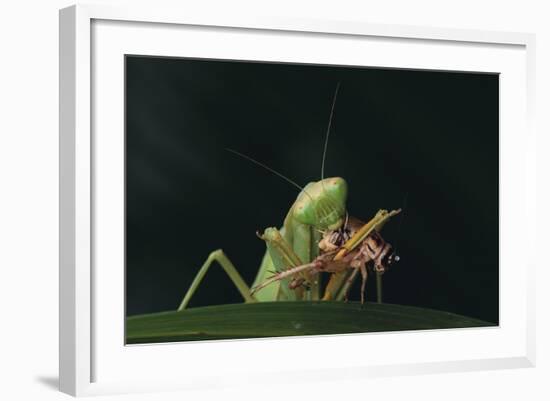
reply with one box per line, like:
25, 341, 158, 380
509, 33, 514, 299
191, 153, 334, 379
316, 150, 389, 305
385, 253, 400, 266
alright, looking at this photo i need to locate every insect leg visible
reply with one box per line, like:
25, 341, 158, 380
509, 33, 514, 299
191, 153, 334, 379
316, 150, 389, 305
293, 223, 321, 301
322, 270, 348, 301
254, 227, 306, 300
341, 268, 359, 302
177, 249, 255, 311
359, 264, 368, 304
334, 209, 401, 261
251, 261, 321, 295
323, 209, 400, 301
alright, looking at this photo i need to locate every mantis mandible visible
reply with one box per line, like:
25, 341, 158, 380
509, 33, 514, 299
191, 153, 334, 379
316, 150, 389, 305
178, 84, 401, 311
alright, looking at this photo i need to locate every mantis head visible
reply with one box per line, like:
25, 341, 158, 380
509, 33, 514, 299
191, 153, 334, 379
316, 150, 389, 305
293, 177, 348, 231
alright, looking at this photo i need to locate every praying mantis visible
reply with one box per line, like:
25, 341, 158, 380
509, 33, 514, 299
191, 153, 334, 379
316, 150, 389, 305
177, 84, 401, 311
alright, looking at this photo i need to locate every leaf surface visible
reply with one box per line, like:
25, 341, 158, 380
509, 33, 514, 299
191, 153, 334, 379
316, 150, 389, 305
126, 301, 494, 344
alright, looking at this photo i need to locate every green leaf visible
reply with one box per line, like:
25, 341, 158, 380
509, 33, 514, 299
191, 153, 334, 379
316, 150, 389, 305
126, 301, 495, 344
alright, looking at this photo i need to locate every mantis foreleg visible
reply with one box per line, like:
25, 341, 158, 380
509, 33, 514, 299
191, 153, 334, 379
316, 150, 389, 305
177, 249, 255, 311
254, 227, 306, 301
292, 223, 322, 300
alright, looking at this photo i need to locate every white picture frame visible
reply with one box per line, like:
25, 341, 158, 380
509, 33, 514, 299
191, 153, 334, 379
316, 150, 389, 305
59, 3, 536, 397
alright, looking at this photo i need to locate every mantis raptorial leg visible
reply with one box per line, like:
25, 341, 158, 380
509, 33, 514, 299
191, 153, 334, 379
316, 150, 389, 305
255, 226, 307, 301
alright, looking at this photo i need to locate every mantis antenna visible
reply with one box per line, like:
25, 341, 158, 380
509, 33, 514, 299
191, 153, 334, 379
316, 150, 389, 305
227, 82, 342, 209
226, 148, 314, 201
321, 81, 341, 180
318, 82, 345, 217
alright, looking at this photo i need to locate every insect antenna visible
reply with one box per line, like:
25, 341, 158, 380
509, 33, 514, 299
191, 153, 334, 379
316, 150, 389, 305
226, 148, 314, 201
321, 81, 341, 181
319, 82, 345, 217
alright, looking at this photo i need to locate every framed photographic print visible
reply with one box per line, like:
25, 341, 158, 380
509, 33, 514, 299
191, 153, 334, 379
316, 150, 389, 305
59, 4, 536, 397
124, 56, 499, 343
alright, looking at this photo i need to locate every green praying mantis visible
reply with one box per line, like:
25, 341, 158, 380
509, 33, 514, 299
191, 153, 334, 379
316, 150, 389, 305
178, 84, 401, 311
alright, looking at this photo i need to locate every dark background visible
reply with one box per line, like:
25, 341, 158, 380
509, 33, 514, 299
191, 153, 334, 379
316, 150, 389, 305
126, 55, 499, 324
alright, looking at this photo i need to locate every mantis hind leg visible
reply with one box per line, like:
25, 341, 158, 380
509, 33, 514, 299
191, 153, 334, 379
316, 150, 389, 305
177, 249, 255, 311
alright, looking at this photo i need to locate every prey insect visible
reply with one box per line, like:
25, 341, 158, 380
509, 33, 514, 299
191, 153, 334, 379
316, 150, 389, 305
178, 84, 401, 311
252, 211, 401, 304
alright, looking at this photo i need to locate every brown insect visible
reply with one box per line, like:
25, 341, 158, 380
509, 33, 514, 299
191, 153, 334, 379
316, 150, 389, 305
252, 209, 401, 303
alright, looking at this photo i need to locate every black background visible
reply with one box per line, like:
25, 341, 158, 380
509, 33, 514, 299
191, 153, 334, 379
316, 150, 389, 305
126, 55, 499, 323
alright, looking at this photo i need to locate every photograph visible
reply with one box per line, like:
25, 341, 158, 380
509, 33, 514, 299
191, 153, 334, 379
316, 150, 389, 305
124, 55, 499, 344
